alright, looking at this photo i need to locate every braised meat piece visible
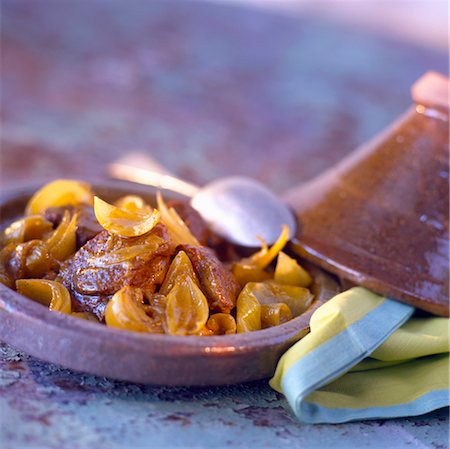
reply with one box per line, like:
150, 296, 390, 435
181, 245, 240, 313
60, 223, 174, 320
44, 204, 103, 248
167, 200, 211, 246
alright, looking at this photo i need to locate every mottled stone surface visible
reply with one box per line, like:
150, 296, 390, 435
0, 343, 448, 449
0, 1, 448, 447
0, 0, 447, 192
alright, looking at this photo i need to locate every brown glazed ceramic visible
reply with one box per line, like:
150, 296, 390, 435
0, 181, 340, 386
284, 72, 449, 316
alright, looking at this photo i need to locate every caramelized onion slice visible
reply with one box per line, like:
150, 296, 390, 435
46, 211, 78, 261
165, 275, 209, 335
16, 279, 72, 314
206, 313, 237, 335
274, 252, 312, 287
236, 288, 261, 333
114, 195, 152, 214
105, 286, 160, 333
89, 241, 164, 267
248, 225, 290, 269
159, 250, 199, 296
25, 179, 93, 215
261, 303, 292, 328
232, 262, 271, 287
1, 216, 53, 246
156, 192, 199, 246
243, 281, 314, 317
7, 240, 58, 280
233, 225, 290, 278
94, 196, 160, 237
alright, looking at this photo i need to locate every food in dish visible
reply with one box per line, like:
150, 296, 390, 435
0, 179, 314, 335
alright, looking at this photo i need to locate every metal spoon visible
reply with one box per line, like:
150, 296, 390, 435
108, 153, 296, 247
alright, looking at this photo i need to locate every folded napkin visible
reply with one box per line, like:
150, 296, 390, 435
270, 287, 449, 424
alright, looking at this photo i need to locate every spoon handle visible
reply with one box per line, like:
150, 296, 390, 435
107, 152, 200, 198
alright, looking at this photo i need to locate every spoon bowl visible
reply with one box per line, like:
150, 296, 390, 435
108, 156, 296, 247
191, 176, 296, 246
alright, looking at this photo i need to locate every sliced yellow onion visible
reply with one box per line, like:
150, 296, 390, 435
165, 275, 209, 335
1, 216, 53, 246
94, 196, 160, 237
156, 192, 199, 246
46, 211, 77, 261
114, 195, 152, 214
242, 280, 314, 317
16, 279, 72, 314
105, 286, 159, 333
236, 289, 261, 333
274, 251, 312, 287
260, 303, 292, 328
25, 179, 93, 215
248, 224, 290, 269
206, 313, 237, 335
159, 250, 199, 296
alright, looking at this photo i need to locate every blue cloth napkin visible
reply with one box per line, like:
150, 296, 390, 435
270, 287, 449, 423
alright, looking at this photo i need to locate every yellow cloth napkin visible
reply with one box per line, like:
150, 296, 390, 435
270, 287, 449, 423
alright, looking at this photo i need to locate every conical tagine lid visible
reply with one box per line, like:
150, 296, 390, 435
284, 72, 449, 316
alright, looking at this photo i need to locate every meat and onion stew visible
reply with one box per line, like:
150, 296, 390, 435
0, 179, 315, 335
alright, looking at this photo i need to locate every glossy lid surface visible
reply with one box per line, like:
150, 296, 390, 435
285, 73, 449, 316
